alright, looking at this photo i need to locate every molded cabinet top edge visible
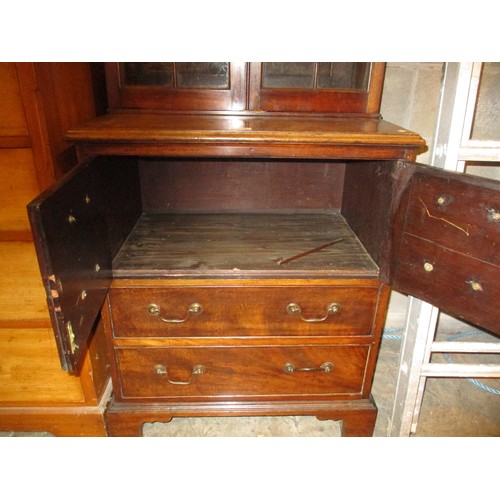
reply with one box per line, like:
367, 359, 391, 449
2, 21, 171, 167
66, 113, 426, 149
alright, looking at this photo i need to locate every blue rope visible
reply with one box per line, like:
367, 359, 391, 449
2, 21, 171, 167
468, 377, 500, 395
382, 327, 500, 396
444, 330, 500, 396
382, 327, 404, 340
447, 329, 484, 341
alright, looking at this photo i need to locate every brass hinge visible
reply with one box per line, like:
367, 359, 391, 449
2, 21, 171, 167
48, 274, 63, 299
66, 321, 79, 355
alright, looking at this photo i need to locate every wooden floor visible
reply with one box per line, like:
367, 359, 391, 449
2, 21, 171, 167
112, 212, 379, 279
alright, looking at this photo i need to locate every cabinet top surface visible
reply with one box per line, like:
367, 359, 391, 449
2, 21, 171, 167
66, 112, 426, 152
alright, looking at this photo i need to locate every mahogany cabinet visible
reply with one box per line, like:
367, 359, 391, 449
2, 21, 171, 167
28, 63, 500, 436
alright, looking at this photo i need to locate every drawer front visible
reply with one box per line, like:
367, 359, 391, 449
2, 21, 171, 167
404, 173, 499, 266
115, 345, 370, 400
394, 234, 500, 334
109, 285, 381, 338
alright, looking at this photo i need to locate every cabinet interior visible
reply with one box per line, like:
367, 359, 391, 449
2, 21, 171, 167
98, 156, 401, 280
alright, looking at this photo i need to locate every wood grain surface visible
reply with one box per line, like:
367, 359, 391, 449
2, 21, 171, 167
112, 212, 379, 278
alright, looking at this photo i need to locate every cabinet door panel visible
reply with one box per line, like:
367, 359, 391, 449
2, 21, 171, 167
392, 165, 500, 335
402, 172, 499, 265
28, 160, 112, 372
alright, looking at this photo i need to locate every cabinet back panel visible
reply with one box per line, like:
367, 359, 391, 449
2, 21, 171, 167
139, 159, 345, 213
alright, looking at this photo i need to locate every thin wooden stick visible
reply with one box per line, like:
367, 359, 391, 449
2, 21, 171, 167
277, 238, 344, 266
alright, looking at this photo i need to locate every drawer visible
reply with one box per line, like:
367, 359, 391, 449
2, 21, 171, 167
115, 344, 370, 400
109, 285, 381, 338
404, 173, 499, 266
393, 234, 500, 334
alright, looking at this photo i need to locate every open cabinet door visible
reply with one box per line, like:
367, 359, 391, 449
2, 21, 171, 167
391, 163, 500, 335
28, 160, 113, 372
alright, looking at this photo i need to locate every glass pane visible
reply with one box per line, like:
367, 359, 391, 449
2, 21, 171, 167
262, 63, 315, 88
471, 62, 500, 140
465, 162, 500, 181
122, 63, 174, 86
176, 62, 229, 88
262, 62, 371, 90
317, 63, 370, 90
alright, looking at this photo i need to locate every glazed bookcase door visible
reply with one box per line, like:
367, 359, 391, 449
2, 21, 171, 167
105, 62, 247, 112
391, 164, 500, 335
27, 160, 113, 372
248, 62, 386, 114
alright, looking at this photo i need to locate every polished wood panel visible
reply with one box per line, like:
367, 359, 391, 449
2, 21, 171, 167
17, 63, 103, 184
0, 328, 85, 404
0, 242, 50, 325
139, 159, 345, 213
77, 142, 422, 162
342, 160, 416, 283
0, 149, 39, 235
109, 284, 381, 338
115, 344, 370, 401
14, 64, 87, 190
0, 63, 28, 137
0, 406, 107, 436
98, 156, 142, 258
67, 113, 426, 160
0, 136, 31, 149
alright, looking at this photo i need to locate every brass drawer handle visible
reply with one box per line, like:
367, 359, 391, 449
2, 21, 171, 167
147, 303, 203, 323
283, 361, 334, 373
285, 302, 341, 322
153, 364, 206, 385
